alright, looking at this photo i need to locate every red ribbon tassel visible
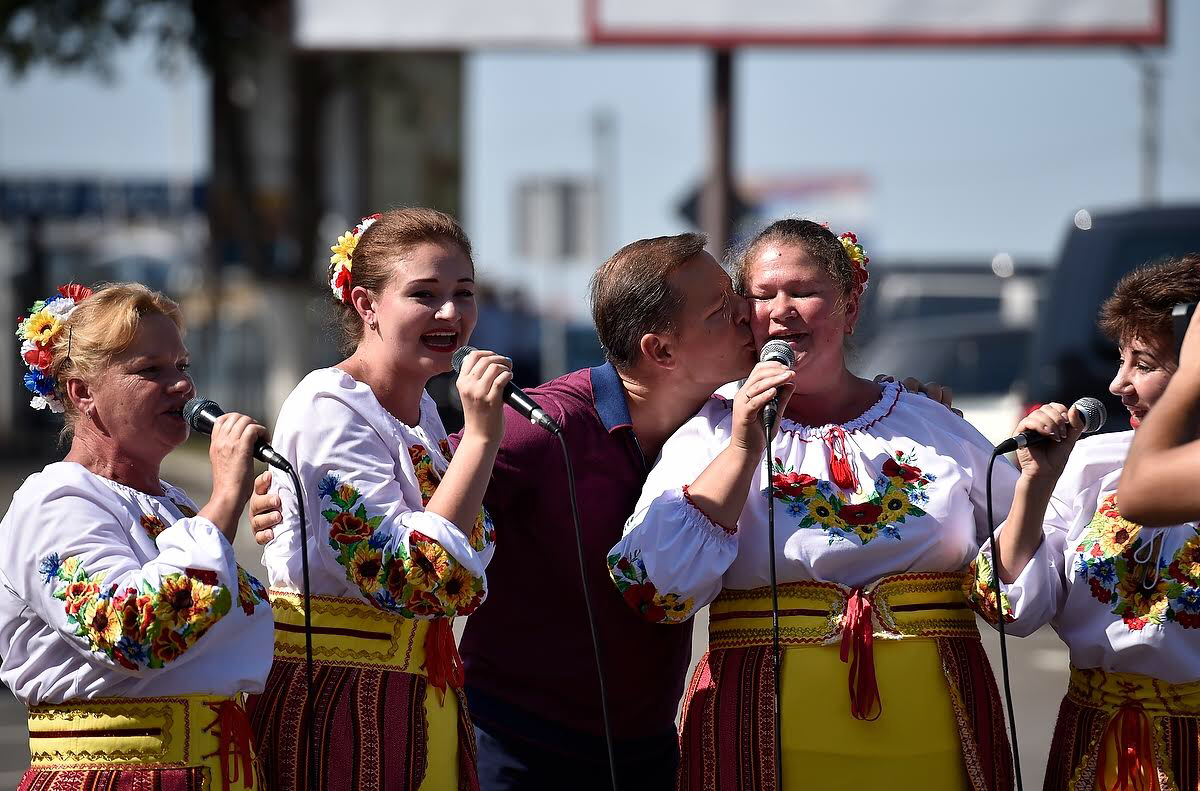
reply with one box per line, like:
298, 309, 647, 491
204, 699, 256, 791
826, 426, 859, 492
1096, 704, 1160, 791
424, 618, 466, 702
839, 589, 881, 721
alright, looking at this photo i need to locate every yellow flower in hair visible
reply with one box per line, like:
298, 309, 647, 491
21, 311, 61, 345
330, 230, 358, 270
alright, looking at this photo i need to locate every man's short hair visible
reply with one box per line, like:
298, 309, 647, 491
588, 233, 708, 370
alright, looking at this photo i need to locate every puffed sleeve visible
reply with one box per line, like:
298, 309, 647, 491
274, 390, 489, 619
3, 474, 237, 674
608, 399, 740, 624
965, 481, 1077, 636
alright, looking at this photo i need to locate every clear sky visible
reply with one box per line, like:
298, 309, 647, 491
2, 3, 1197, 286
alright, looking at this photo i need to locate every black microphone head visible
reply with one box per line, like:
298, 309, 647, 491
1073, 397, 1107, 434
759, 339, 796, 368
183, 397, 221, 433
451, 345, 477, 374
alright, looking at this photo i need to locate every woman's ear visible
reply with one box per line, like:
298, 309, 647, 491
65, 377, 93, 419
349, 286, 377, 331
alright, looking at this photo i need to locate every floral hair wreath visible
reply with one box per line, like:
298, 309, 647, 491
15, 284, 94, 413
328, 213, 382, 305
838, 231, 870, 300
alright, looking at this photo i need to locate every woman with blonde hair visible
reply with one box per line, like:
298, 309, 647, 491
0, 282, 273, 790
249, 208, 509, 790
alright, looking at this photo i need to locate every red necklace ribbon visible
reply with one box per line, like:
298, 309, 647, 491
839, 588, 881, 721
826, 425, 860, 492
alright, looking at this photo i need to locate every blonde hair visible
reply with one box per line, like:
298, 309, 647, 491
47, 283, 183, 439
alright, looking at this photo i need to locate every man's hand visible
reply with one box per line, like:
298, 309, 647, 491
875, 374, 961, 417
249, 470, 283, 546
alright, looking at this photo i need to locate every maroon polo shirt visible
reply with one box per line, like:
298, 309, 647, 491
453, 363, 692, 750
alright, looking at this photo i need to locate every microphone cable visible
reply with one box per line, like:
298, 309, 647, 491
762, 415, 784, 788
280, 460, 319, 791
556, 428, 620, 791
986, 450, 1024, 791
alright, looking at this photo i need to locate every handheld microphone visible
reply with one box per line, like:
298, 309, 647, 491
993, 397, 1107, 454
183, 397, 292, 471
451, 346, 561, 435
759, 339, 796, 432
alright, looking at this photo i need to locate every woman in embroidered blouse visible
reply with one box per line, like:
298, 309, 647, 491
0, 283, 273, 790
968, 254, 1200, 791
248, 208, 508, 791
608, 219, 1017, 791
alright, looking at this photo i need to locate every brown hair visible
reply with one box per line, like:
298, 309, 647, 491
331, 208, 474, 354
588, 233, 708, 370
1099, 254, 1200, 359
729, 219, 856, 305
48, 283, 183, 439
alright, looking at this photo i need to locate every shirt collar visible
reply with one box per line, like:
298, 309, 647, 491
590, 362, 633, 433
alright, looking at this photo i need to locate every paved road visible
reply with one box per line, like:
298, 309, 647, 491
0, 447, 1069, 788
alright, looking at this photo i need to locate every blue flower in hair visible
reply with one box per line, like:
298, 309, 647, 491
23, 369, 55, 396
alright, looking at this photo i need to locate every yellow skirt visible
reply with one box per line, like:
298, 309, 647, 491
679, 573, 1013, 791
23, 694, 259, 790
249, 590, 474, 791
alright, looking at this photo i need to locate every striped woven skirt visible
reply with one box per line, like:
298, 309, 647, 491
248, 591, 478, 791
678, 572, 1013, 791
18, 694, 260, 791
1043, 665, 1200, 791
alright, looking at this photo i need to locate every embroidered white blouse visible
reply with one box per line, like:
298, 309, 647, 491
608, 382, 1019, 622
262, 367, 495, 618
968, 431, 1200, 683
0, 462, 274, 705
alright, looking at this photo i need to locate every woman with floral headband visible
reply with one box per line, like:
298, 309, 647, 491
249, 208, 508, 790
0, 282, 273, 790
966, 255, 1200, 791
608, 219, 1017, 790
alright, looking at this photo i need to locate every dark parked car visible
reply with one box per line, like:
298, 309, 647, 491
1026, 206, 1200, 432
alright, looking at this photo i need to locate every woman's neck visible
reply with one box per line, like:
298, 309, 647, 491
65, 430, 164, 495
783, 366, 881, 428
339, 347, 427, 427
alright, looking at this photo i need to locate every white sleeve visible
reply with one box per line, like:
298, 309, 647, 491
275, 391, 489, 618
966, 482, 1075, 637
607, 400, 740, 623
4, 478, 237, 674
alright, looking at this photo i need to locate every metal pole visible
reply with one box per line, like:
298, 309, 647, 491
704, 49, 733, 259
1135, 47, 1160, 205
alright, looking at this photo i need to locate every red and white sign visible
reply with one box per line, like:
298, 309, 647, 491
295, 0, 1165, 50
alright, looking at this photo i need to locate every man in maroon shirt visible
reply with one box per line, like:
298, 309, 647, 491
459, 234, 756, 789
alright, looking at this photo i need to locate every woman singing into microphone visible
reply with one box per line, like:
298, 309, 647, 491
608, 220, 1017, 790
967, 254, 1200, 790
249, 208, 510, 790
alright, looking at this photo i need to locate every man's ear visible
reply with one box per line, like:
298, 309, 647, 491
638, 332, 677, 371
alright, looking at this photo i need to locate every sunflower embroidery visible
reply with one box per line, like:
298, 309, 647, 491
319, 474, 487, 617
1074, 493, 1200, 631
42, 553, 231, 669
964, 553, 1015, 625
607, 549, 696, 624
770, 449, 933, 545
